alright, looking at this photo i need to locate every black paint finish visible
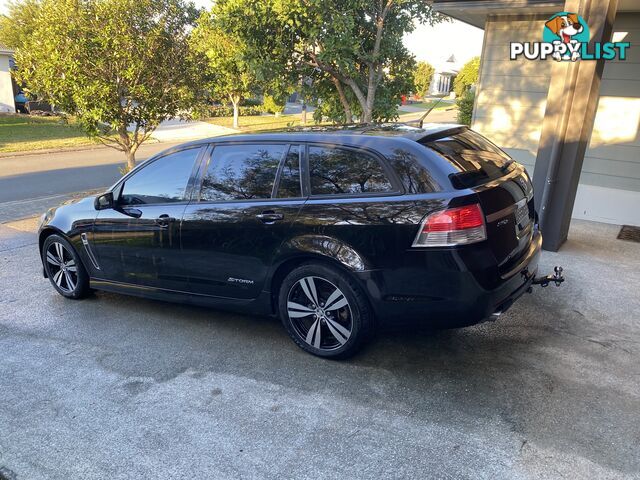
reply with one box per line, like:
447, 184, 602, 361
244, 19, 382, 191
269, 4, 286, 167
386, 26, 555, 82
38, 124, 542, 326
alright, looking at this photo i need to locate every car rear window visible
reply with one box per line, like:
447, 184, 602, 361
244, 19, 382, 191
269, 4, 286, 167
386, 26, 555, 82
422, 129, 514, 189
308, 146, 393, 196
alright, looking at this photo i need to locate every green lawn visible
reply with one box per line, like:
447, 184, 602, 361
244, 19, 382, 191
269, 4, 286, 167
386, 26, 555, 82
0, 114, 98, 153
398, 99, 456, 113
205, 114, 326, 132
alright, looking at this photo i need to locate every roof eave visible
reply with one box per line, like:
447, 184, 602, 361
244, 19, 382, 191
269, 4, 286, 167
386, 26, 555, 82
430, 0, 564, 28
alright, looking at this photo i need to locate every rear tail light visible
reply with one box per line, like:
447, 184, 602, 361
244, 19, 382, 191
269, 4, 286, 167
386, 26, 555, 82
412, 203, 486, 247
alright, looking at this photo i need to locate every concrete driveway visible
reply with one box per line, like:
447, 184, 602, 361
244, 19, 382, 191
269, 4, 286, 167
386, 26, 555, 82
0, 220, 638, 479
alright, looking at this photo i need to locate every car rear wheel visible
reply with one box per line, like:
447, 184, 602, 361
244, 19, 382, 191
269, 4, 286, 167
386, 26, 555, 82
42, 234, 90, 299
278, 263, 374, 359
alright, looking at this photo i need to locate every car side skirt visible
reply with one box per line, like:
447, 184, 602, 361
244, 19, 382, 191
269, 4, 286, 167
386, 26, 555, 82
89, 278, 273, 315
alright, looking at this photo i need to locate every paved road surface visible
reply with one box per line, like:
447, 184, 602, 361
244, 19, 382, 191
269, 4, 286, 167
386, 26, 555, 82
0, 142, 183, 223
0, 220, 638, 479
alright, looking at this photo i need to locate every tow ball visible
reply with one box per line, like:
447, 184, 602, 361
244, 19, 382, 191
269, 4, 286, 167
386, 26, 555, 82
531, 266, 565, 288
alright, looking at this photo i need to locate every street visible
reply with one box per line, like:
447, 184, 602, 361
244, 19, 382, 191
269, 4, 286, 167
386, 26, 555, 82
0, 142, 184, 223
1, 220, 638, 479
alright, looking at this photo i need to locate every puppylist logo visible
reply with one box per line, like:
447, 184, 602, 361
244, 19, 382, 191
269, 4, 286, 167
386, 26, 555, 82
510, 12, 630, 62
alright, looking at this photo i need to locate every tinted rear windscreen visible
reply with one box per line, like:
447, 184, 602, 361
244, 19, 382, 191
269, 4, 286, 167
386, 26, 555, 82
422, 129, 514, 188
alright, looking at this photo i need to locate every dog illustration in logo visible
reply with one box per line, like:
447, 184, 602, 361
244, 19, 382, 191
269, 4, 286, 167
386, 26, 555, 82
545, 13, 584, 61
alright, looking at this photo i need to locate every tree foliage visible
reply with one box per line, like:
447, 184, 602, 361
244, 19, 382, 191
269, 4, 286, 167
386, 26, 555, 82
453, 56, 480, 97
456, 89, 475, 126
11, 0, 203, 169
0, 0, 42, 50
190, 9, 262, 128
216, 0, 445, 124
413, 61, 435, 98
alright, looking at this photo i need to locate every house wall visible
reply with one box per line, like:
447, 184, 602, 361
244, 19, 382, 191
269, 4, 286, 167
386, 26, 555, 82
472, 14, 552, 172
0, 54, 15, 113
574, 13, 640, 224
472, 13, 640, 226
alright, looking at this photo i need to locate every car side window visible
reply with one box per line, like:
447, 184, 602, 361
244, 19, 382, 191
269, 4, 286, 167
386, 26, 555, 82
275, 145, 302, 198
200, 144, 286, 202
308, 146, 393, 196
119, 147, 200, 206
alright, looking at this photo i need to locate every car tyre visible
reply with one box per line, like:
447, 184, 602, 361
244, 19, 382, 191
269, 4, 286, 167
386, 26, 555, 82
278, 262, 374, 359
42, 234, 91, 299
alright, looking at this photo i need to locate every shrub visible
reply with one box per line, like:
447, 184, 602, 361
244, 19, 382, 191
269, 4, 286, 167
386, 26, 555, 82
262, 95, 286, 114
207, 105, 264, 117
241, 98, 262, 107
414, 61, 435, 98
456, 89, 475, 126
453, 57, 480, 97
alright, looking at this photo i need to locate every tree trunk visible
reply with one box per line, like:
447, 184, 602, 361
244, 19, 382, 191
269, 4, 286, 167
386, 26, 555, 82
361, 2, 390, 123
125, 149, 136, 172
231, 94, 240, 129
344, 78, 369, 123
117, 127, 135, 173
362, 83, 376, 124
332, 77, 352, 124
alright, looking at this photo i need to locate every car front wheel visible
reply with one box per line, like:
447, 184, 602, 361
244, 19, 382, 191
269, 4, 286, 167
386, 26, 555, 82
42, 234, 90, 299
279, 262, 374, 359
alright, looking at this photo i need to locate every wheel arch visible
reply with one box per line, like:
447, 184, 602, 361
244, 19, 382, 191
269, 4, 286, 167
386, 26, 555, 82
269, 253, 365, 315
39, 226, 66, 255
39, 227, 91, 279
39, 227, 68, 278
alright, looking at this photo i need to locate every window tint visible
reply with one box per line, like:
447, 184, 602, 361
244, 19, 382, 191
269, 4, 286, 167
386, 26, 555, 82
386, 149, 441, 193
120, 148, 200, 205
422, 129, 513, 188
308, 146, 393, 196
200, 144, 285, 201
276, 145, 302, 198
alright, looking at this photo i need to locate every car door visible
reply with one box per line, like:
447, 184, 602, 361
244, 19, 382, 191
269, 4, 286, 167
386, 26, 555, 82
91, 146, 203, 291
293, 144, 405, 271
180, 142, 307, 299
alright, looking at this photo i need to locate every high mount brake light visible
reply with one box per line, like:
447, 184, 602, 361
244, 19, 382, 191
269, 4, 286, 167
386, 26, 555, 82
412, 204, 487, 247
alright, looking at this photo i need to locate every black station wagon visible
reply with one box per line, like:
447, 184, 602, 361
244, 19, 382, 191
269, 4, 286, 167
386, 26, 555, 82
38, 123, 553, 358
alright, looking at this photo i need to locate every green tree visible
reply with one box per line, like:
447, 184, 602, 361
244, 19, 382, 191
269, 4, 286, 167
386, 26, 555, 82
413, 61, 435, 98
453, 56, 480, 97
217, 0, 445, 124
190, 9, 260, 129
0, 0, 42, 49
12, 0, 203, 170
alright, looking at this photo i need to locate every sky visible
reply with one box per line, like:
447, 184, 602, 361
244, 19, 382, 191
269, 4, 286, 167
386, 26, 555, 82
404, 20, 484, 67
0, 0, 484, 67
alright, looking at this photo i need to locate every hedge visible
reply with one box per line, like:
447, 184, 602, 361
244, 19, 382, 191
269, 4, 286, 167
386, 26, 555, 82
207, 105, 264, 117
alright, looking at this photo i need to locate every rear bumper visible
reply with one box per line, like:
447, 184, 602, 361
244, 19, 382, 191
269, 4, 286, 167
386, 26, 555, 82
355, 230, 542, 327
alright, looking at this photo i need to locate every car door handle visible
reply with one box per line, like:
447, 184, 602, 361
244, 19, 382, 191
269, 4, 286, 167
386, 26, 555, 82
155, 214, 176, 227
256, 211, 284, 223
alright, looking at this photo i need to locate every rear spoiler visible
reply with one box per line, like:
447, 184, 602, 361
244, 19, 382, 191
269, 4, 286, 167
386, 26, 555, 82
417, 126, 468, 144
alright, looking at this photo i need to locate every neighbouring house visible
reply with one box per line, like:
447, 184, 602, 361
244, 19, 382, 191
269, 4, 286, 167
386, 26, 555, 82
0, 45, 15, 113
429, 54, 461, 96
431, 0, 640, 250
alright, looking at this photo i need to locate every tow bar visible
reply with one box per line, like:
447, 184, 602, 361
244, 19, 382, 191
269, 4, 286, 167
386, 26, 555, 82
531, 266, 565, 288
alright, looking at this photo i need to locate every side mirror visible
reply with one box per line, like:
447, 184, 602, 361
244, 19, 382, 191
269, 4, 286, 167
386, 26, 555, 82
94, 192, 114, 210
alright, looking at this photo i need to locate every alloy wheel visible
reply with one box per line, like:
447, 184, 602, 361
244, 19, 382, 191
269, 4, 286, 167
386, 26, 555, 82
287, 276, 353, 351
45, 241, 78, 293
